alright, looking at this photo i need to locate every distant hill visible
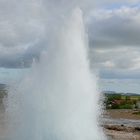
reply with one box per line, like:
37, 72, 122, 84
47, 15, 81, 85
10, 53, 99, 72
102, 91, 116, 94
0, 84, 7, 98
102, 91, 140, 96
124, 93, 140, 96
0, 84, 6, 89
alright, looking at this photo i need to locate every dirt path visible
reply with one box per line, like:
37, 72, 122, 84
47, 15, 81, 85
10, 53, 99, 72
105, 109, 140, 120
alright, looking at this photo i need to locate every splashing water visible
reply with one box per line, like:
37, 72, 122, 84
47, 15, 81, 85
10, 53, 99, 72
7, 8, 106, 140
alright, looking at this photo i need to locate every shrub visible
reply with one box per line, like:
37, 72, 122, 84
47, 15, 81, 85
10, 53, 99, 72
119, 104, 133, 109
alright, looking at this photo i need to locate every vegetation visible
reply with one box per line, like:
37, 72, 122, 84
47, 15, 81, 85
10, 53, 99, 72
0, 89, 7, 98
104, 92, 140, 109
0, 84, 7, 105
132, 111, 140, 115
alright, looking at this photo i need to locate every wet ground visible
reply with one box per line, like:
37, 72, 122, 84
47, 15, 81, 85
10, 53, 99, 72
103, 116, 140, 127
103, 109, 140, 140
0, 99, 140, 140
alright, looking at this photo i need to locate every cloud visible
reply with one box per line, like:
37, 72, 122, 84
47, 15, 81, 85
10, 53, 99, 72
87, 6, 140, 78
0, 0, 97, 68
0, 0, 48, 68
0, 1, 140, 80
0, 0, 46, 47
88, 6, 140, 48
90, 46, 140, 78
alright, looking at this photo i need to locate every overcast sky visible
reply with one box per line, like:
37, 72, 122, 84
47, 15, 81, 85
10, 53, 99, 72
0, 0, 140, 92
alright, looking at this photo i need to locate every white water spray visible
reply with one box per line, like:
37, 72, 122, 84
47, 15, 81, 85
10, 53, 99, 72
7, 8, 106, 140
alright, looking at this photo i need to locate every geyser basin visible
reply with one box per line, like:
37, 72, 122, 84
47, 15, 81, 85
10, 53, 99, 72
7, 8, 106, 140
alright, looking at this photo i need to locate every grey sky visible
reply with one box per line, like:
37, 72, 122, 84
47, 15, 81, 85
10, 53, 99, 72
0, 0, 140, 80
88, 6, 140, 79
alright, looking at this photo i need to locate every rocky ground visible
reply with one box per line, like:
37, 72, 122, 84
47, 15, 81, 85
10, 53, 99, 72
105, 129, 140, 140
104, 109, 140, 140
0, 95, 140, 140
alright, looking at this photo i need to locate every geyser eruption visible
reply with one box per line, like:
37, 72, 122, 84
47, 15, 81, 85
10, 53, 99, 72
7, 8, 106, 140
